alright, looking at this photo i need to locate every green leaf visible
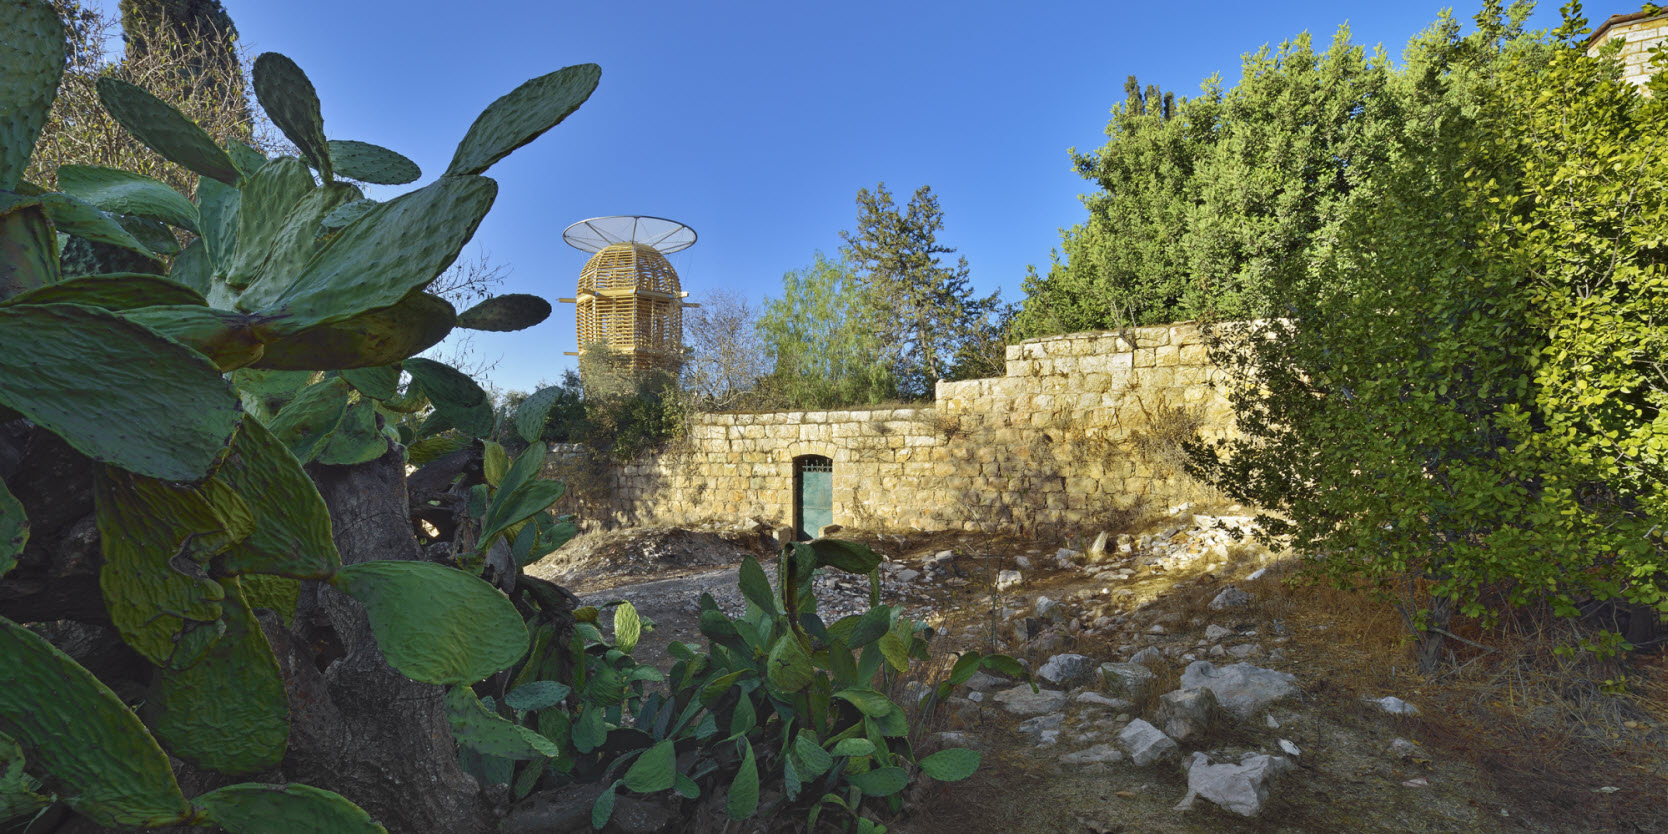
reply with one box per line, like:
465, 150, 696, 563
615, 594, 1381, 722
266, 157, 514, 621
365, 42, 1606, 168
980, 654, 1027, 680
456, 293, 552, 332
266, 377, 351, 464
192, 783, 384, 833
877, 631, 909, 673
93, 468, 238, 668
832, 688, 894, 718
947, 651, 982, 685
917, 748, 980, 782
571, 704, 606, 754
445, 64, 602, 177
503, 681, 570, 712
196, 174, 239, 268
614, 600, 643, 653
846, 766, 908, 797
591, 780, 618, 830
1, 271, 205, 311
169, 238, 211, 294
846, 606, 893, 649
340, 364, 401, 401
727, 692, 755, 739
830, 738, 875, 758
674, 772, 700, 800
738, 556, 776, 614
725, 739, 759, 820
767, 635, 815, 693
403, 356, 495, 437
0, 0, 66, 190
253, 53, 332, 181
623, 739, 676, 793
57, 165, 200, 233
794, 730, 832, 778
315, 398, 387, 466
480, 443, 562, 542
332, 560, 528, 684
95, 78, 239, 185
0, 303, 239, 473
0, 732, 49, 820
810, 539, 884, 574
443, 686, 560, 760
263, 176, 497, 332
0, 617, 190, 827
146, 578, 288, 775
233, 181, 363, 308
327, 139, 420, 185
0, 477, 25, 577
251, 291, 456, 371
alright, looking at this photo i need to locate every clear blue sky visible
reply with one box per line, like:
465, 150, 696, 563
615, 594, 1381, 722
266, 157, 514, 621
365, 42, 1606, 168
120, 1, 1570, 394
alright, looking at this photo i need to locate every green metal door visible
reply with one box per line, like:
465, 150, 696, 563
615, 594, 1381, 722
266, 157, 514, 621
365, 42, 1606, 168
794, 455, 833, 540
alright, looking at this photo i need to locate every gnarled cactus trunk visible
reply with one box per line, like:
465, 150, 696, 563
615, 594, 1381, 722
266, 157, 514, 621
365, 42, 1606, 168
276, 446, 494, 834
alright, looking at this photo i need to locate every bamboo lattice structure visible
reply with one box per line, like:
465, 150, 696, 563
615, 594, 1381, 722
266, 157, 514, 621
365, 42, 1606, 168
561, 217, 696, 377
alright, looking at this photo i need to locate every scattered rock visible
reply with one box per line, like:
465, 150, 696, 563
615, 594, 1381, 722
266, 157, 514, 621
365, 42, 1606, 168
1368, 695, 1420, 715
1098, 662, 1156, 702
1209, 587, 1253, 610
1129, 646, 1164, 666
993, 685, 1068, 716
1175, 752, 1294, 817
1147, 623, 1167, 635
895, 568, 921, 583
1035, 596, 1064, 622
926, 730, 989, 753
1178, 661, 1299, 720
1018, 712, 1065, 740
1389, 737, 1420, 758
1037, 653, 1098, 688
1245, 568, 1268, 581
1075, 691, 1133, 710
1205, 624, 1233, 642
816, 524, 844, 538
1278, 739, 1301, 757
1156, 687, 1218, 742
1055, 548, 1081, 568
1115, 719, 1179, 767
963, 671, 1006, 693
996, 570, 1023, 592
1060, 744, 1123, 765
1088, 531, 1110, 560
1226, 643, 1262, 659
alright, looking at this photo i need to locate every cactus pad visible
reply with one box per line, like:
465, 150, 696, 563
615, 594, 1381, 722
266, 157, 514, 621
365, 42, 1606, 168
227, 139, 269, 178
196, 175, 241, 270
513, 385, 563, 442
0, 203, 56, 301
192, 783, 384, 834
330, 560, 528, 685
57, 165, 201, 233
95, 77, 240, 185
445, 63, 601, 177
212, 417, 340, 579
120, 305, 269, 371
170, 238, 212, 294
0, 303, 239, 480
252, 291, 455, 370
2, 272, 207, 310
252, 54, 332, 181
314, 398, 387, 466
403, 356, 495, 437
264, 175, 497, 332
93, 468, 245, 668
33, 192, 157, 258
235, 183, 364, 312
224, 157, 316, 290
316, 198, 376, 238
0, 478, 24, 577
0, 0, 66, 190
341, 363, 401, 401
0, 618, 190, 827
443, 685, 560, 760
457, 293, 552, 332
145, 578, 288, 775
328, 140, 420, 185
265, 377, 351, 463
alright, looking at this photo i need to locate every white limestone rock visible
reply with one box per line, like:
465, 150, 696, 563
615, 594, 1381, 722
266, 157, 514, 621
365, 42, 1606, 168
1115, 719, 1179, 767
1178, 661, 1299, 721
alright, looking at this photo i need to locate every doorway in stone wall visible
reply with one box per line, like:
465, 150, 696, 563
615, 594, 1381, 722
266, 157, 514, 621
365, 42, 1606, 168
793, 455, 833, 540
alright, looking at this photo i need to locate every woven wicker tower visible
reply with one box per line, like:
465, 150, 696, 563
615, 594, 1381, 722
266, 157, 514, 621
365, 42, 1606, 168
559, 216, 697, 376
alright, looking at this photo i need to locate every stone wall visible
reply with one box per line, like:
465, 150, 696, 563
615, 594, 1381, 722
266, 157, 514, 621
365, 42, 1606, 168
551, 322, 1235, 536
1587, 10, 1668, 89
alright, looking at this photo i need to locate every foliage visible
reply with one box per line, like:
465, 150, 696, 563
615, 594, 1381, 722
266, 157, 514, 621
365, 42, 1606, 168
511, 349, 684, 463
453, 536, 1014, 830
839, 183, 1004, 398
681, 288, 773, 411
0, 0, 595, 826
1191, 2, 1667, 670
756, 252, 898, 409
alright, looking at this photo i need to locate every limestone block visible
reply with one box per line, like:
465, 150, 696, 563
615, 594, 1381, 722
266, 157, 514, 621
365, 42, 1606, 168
1180, 344, 1209, 365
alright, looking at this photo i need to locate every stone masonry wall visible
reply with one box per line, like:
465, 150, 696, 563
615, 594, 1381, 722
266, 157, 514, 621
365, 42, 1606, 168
1587, 10, 1668, 89
552, 323, 1235, 536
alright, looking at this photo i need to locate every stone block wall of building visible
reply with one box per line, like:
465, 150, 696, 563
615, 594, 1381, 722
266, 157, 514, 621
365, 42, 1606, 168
1587, 10, 1668, 89
550, 323, 1235, 535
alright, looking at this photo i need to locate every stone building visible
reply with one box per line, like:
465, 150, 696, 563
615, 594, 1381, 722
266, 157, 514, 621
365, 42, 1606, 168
1587, 8, 1668, 88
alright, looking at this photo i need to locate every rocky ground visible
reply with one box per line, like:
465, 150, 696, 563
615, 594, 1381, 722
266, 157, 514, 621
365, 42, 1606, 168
525, 508, 1668, 833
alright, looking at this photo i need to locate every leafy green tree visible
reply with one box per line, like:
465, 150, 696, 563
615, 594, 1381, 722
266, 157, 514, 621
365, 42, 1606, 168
1195, 2, 1668, 670
756, 252, 896, 409
840, 183, 1000, 396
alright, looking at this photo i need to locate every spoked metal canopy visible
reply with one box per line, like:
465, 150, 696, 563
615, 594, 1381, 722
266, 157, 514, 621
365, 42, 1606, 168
561, 215, 697, 254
